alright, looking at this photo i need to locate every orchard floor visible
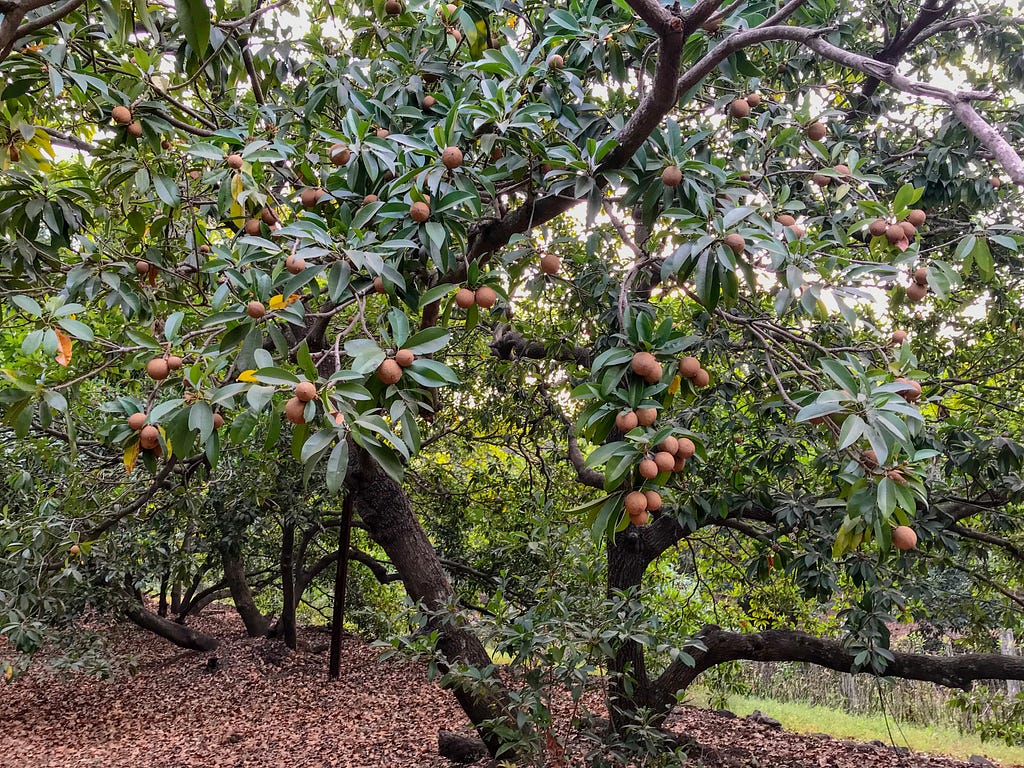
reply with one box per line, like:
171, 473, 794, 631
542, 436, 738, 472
0, 607, 1019, 768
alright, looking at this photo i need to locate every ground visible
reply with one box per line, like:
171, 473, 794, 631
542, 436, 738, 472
1, 607, 1019, 768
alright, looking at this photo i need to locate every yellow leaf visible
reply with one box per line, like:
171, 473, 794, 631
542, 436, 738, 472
668, 374, 681, 395
4, 665, 12, 682
237, 369, 259, 383
124, 441, 140, 473
55, 329, 73, 367
268, 293, 301, 310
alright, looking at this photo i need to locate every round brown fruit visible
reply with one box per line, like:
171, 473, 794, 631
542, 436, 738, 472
161, 139, 172, 150
906, 209, 926, 227
199, 244, 211, 254
723, 233, 745, 255
329, 143, 351, 166
891, 330, 908, 345
244, 218, 261, 236
285, 255, 306, 274
639, 459, 659, 479
661, 166, 683, 187
729, 98, 750, 118
745, 92, 761, 107
643, 364, 662, 384
834, 164, 851, 177
300, 188, 325, 208
384, 0, 402, 13
893, 525, 918, 551
112, 106, 132, 125
128, 412, 147, 431
140, 424, 160, 449
395, 349, 415, 367
285, 396, 307, 424
261, 207, 279, 226
226, 153, 244, 170
906, 282, 927, 302
738, 172, 750, 181
247, 301, 266, 319
778, 214, 796, 227
363, 194, 379, 205
692, 368, 710, 388
70, 544, 80, 556
989, 176, 1001, 188
455, 287, 476, 308
676, 438, 695, 459
672, 455, 687, 472
624, 491, 647, 516
441, 146, 463, 170
377, 359, 403, 385
654, 451, 675, 473
913, 267, 928, 286
863, 449, 878, 469
295, 381, 317, 403
812, 173, 830, 187
900, 221, 917, 239
896, 377, 922, 402
631, 509, 650, 526
644, 490, 662, 511
657, 436, 679, 455
869, 219, 888, 237
805, 122, 826, 141
678, 356, 700, 378
548, 53, 564, 69
373, 276, 386, 294
885, 224, 905, 244
146, 358, 170, 381
631, 351, 658, 378
540, 253, 561, 275
134, 260, 151, 275
615, 410, 639, 432
376, 128, 390, 139
166, 355, 183, 371
475, 285, 497, 309
449, 28, 462, 43
127, 121, 143, 138
213, 413, 224, 429
422, 95, 437, 109
410, 201, 431, 222
636, 407, 657, 427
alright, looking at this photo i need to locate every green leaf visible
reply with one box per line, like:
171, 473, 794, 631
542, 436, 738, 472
404, 327, 450, 354
325, 440, 349, 495
253, 367, 300, 386
56, 319, 94, 341
300, 428, 336, 464
175, 0, 211, 54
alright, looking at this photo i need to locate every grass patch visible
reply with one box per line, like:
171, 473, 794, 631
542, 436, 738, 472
690, 691, 1024, 766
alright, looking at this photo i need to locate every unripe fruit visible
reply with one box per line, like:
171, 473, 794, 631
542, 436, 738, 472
869, 219, 888, 237
385, 0, 402, 13
226, 153, 244, 170
745, 92, 761, 107
644, 490, 662, 511
624, 491, 647, 516
247, 301, 266, 319
329, 143, 351, 166
893, 525, 917, 551
295, 381, 317, 402
140, 425, 160, 449
300, 188, 325, 208
475, 285, 497, 308
285, 396, 306, 424
676, 438, 695, 459
639, 459, 659, 479
377, 358, 402, 385
896, 377, 922, 402
244, 218, 261, 236
906, 209, 926, 226
395, 349, 415, 367
285, 255, 306, 274
729, 98, 750, 118
441, 146, 463, 169
891, 330, 908, 345
657, 436, 679, 455
678, 356, 700, 378
661, 166, 683, 187
127, 121, 143, 138
112, 106, 132, 125
166, 355, 183, 371
128, 412, 147, 431
723, 233, 745, 255
548, 53, 563, 69
615, 410, 639, 432
900, 221, 917, 239
410, 201, 431, 222
136, 260, 150, 274
654, 451, 675, 473
906, 282, 927, 302
540, 253, 561, 275
70, 544, 80, 556
455, 287, 476, 308
805, 122, 826, 141
213, 413, 224, 429
692, 368, 710, 388
636, 407, 657, 426
885, 224, 905, 244
422, 95, 436, 109
778, 214, 796, 227
913, 267, 928, 286
146, 358, 170, 381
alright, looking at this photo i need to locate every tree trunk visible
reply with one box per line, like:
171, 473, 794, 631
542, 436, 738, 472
279, 518, 297, 649
329, 495, 355, 680
158, 571, 169, 617
170, 580, 182, 614
124, 600, 219, 651
346, 443, 512, 758
221, 549, 271, 637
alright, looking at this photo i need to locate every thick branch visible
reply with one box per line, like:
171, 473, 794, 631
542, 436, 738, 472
124, 598, 219, 651
0, 0, 84, 61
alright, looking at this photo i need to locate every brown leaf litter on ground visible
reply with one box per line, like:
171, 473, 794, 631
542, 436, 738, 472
0, 607, 1018, 768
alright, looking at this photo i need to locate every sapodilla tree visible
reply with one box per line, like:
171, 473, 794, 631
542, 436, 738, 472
1, 0, 1024, 758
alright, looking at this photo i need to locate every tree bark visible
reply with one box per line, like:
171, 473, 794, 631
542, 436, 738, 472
124, 600, 219, 651
279, 517, 298, 649
345, 443, 512, 758
329, 495, 354, 680
221, 549, 271, 637
158, 572, 169, 617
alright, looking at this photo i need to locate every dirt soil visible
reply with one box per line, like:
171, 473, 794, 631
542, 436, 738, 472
0, 607, 1017, 768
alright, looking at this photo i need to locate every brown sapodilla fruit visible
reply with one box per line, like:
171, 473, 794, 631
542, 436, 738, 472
678, 356, 700, 378
395, 349, 415, 367
900, 221, 917, 239
692, 368, 710, 388
893, 525, 918, 551
285, 255, 306, 274
615, 410, 639, 432
631, 351, 658, 378
300, 188, 325, 208
422, 95, 437, 109
812, 173, 830, 187
363, 194, 379, 205
285, 396, 307, 424
127, 121, 143, 138
70, 544, 80, 556
226, 153, 244, 170
244, 218, 262, 236
455, 287, 476, 308
676, 437, 695, 459
112, 106, 132, 125
906, 282, 927, 302
624, 491, 647, 516
745, 92, 761, 107
636, 407, 657, 427
834, 164, 851, 177
540, 253, 561, 275
729, 98, 750, 118
247, 301, 266, 319
161, 139, 173, 150
136, 260, 150, 274
906, 209, 926, 226
261, 207, 279, 226
329, 143, 351, 166
723, 233, 745, 255
146, 358, 170, 381
657, 435, 679, 455
805, 121, 826, 141
410, 201, 431, 222
474, 285, 497, 308
441, 146, 463, 169
778, 214, 796, 227
373, 276, 386, 294
384, 0, 402, 13
166, 355, 183, 371
869, 219, 888, 237
989, 176, 1001, 188
631, 509, 650, 525
672, 455, 687, 472
140, 424, 160, 449
199, 244, 211, 254
639, 459, 659, 479
896, 377, 922, 402
661, 166, 683, 187
885, 224, 905, 244
644, 490, 662, 511
654, 451, 675, 473
891, 330, 908, 345
295, 381, 317, 403
213, 413, 224, 429
643, 364, 663, 384
377, 359, 403, 385
548, 53, 564, 69
128, 412, 147, 431
376, 128, 390, 138
863, 449, 878, 469
913, 267, 928, 286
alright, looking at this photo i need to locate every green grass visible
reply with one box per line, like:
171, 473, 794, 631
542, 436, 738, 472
690, 692, 1024, 766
